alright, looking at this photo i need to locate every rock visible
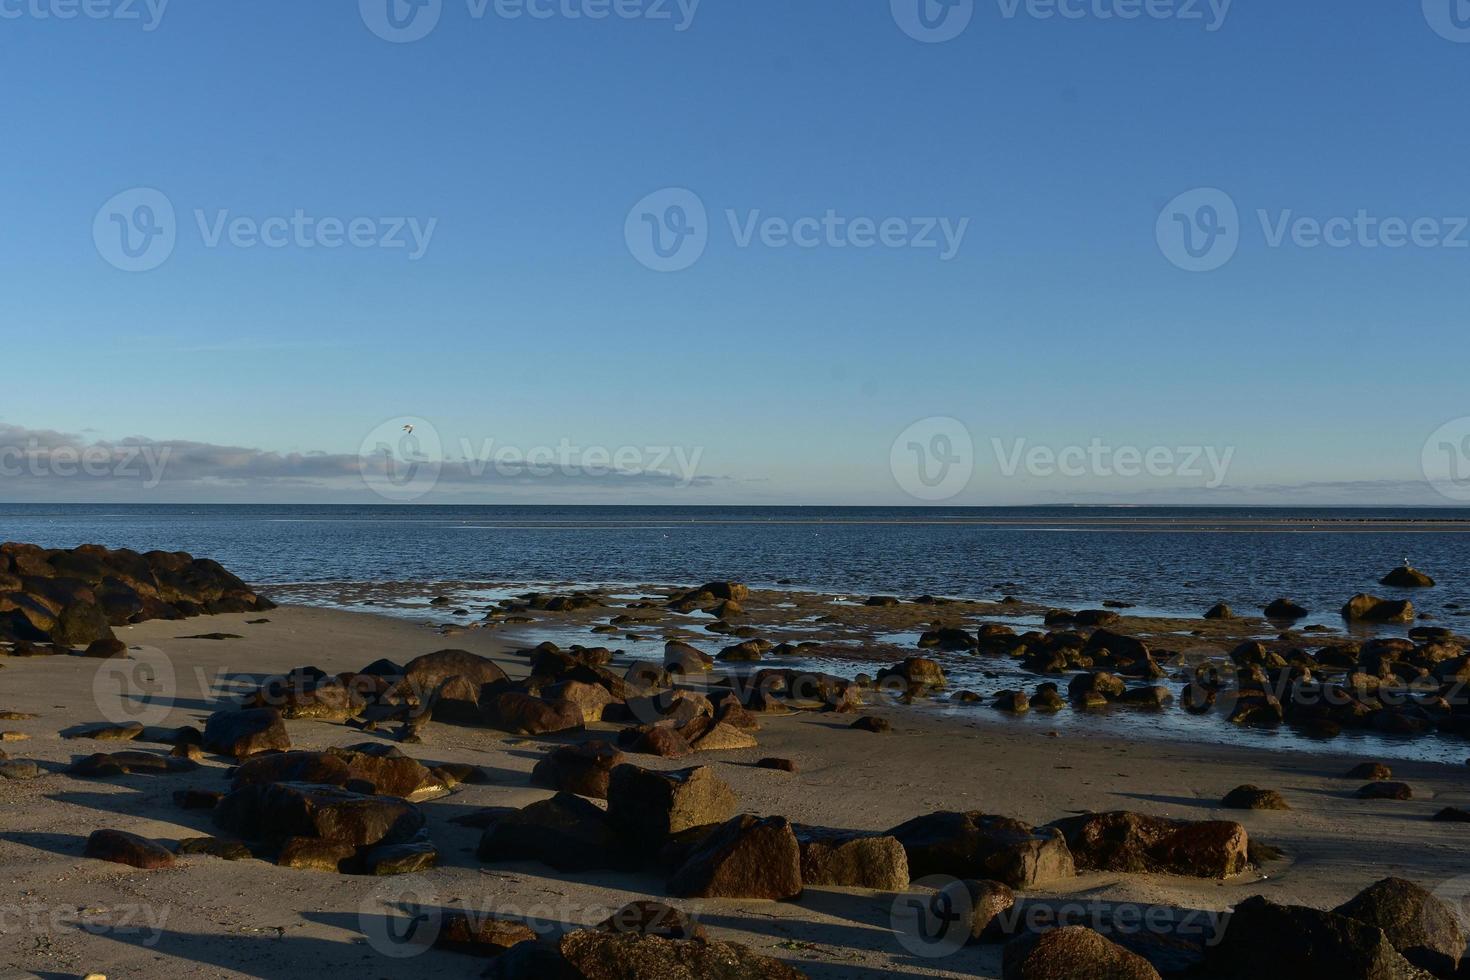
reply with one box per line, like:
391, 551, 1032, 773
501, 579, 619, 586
392, 648, 509, 717
1343, 594, 1416, 624
1433, 807, 1470, 822
1358, 782, 1413, 801
0, 760, 41, 780
478, 792, 635, 873
176, 837, 253, 861
1204, 603, 1235, 620
1221, 785, 1290, 811
359, 837, 437, 874
619, 724, 694, 759
1208, 894, 1430, 979
596, 901, 706, 941
173, 789, 225, 810
84, 829, 175, 870
794, 826, 909, 890
483, 692, 585, 736
277, 837, 358, 872
1264, 599, 1309, 620
82, 638, 128, 658
919, 627, 980, 651
691, 722, 759, 752
433, 911, 537, 956
215, 781, 426, 849
608, 764, 737, 850
249, 674, 366, 721
1046, 811, 1248, 878
530, 741, 626, 799
850, 716, 891, 733
1381, 567, 1436, 588
231, 745, 447, 801
757, 757, 798, 773
202, 707, 290, 759
68, 751, 195, 777
544, 680, 616, 724
942, 878, 1016, 943
663, 641, 713, 674
865, 595, 901, 607
1347, 762, 1393, 781
1334, 877, 1464, 977
1069, 672, 1126, 702
1003, 926, 1161, 980
993, 690, 1030, 713
667, 814, 803, 900
53, 601, 116, 646
876, 657, 946, 690
64, 721, 144, 741
888, 811, 1076, 889
555, 930, 806, 980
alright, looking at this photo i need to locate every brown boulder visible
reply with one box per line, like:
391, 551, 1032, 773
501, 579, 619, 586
1046, 811, 1248, 878
1334, 877, 1465, 977
215, 781, 425, 848
888, 811, 1075, 889
231, 744, 446, 801
794, 826, 909, 890
84, 829, 175, 870
667, 814, 803, 900
554, 930, 805, 979
478, 792, 636, 872
607, 764, 737, 849
202, 707, 290, 759
1003, 926, 1161, 980
530, 741, 625, 799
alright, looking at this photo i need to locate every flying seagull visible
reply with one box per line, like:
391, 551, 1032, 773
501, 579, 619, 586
402, 424, 414, 434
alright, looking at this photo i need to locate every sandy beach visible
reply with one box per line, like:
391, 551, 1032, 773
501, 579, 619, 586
2, 603, 1467, 979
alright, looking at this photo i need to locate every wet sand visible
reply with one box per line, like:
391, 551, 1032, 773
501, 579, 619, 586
1, 605, 1467, 978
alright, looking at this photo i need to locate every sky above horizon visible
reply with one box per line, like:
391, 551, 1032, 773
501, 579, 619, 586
2, 1, 1469, 506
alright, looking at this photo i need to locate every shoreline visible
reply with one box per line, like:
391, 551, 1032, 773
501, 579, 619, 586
3, 604, 1469, 977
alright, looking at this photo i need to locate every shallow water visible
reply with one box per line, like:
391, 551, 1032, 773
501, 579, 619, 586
8, 503, 1470, 762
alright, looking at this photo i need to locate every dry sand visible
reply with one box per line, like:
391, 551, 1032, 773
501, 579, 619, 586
1, 605, 1467, 979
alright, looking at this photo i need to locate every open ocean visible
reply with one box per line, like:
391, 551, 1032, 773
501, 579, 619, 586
3, 504, 1468, 624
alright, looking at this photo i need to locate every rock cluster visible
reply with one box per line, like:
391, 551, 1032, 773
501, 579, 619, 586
0, 542, 273, 646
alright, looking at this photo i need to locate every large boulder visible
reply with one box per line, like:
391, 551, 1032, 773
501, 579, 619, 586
1381, 567, 1436, 588
483, 692, 585, 736
203, 707, 290, 759
391, 649, 509, 716
478, 792, 637, 873
214, 781, 425, 849
530, 741, 626, 799
667, 815, 803, 900
531, 930, 808, 980
1046, 812, 1248, 878
1208, 895, 1431, 979
231, 744, 446, 801
793, 827, 909, 890
1343, 595, 1416, 624
887, 811, 1075, 889
52, 601, 115, 646
1003, 926, 1161, 980
607, 764, 737, 850
1334, 877, 1465, 977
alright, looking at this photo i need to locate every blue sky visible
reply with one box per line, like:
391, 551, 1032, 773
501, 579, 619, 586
2, 0, 1468, 505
